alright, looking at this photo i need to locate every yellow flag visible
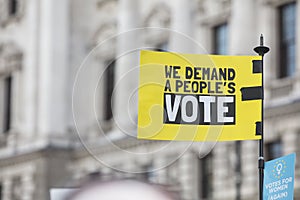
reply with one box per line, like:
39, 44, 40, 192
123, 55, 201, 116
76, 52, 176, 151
138, 50, 262, 141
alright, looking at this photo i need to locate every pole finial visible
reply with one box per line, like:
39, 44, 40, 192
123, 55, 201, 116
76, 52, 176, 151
260, 34, 264, 46
254, 34, 269, 56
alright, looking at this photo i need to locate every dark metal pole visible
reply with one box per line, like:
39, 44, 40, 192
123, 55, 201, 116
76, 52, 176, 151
254, 34, 269, 200
235, 141, 241, 200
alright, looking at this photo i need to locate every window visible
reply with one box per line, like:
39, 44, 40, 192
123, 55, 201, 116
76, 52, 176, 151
88, 171, 101, 181
0, 183, 2, 200
8, 0, 18, 16
213, 23, 228, 55
266, 140, 282, 161
0, 43, 22, 135
278, 2, 296, 78
104, 60, 115, 121
0, 0, 22, 25
140, 164, 155, 182
200, 154, 213, 199
3, 75, 12, 133
155, 42, 168, 52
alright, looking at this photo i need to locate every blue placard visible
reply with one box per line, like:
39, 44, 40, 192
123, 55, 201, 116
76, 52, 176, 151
264, 153, 296, 200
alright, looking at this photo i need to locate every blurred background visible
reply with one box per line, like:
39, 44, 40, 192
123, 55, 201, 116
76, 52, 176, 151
0, 0, 299, 199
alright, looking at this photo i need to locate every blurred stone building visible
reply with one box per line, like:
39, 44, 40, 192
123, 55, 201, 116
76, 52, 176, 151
0, 0, 299, 199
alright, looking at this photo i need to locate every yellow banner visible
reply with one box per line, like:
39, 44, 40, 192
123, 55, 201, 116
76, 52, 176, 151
138, 50, 262, 141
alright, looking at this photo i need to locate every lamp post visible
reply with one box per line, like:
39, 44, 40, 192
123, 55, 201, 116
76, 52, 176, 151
253, 34, 270, 200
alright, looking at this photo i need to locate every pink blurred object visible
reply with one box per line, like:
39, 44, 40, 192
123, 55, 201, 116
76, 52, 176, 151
67, 180, 175, 200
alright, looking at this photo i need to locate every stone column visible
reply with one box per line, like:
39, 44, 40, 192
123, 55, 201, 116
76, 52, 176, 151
282, 129, 299, 191
230, 0, 256, 55
214, 143, 235, 200
256, 2, 277, 101
282, 129, 297, 155
22, 173, 35, 200
154, 156, 168, 184
169, 0, 196, 53
38, 0, 70, 136
114, 0, 140, 134
21, 0, 40, 137
241, 141, 259, 198
178, 152, 198, 200
2, 177, 11, 200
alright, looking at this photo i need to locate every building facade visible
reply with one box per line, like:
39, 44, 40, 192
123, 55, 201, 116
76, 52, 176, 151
0, 0, 299, 199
